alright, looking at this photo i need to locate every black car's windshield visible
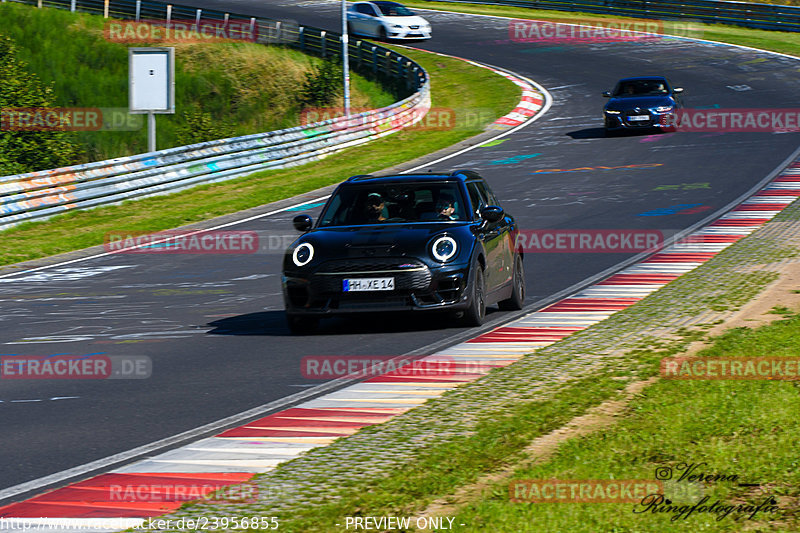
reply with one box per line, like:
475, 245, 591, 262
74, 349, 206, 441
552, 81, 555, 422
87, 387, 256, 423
318, 182, 467, 227
614, 79, 669, 97
374, 2, 415, 16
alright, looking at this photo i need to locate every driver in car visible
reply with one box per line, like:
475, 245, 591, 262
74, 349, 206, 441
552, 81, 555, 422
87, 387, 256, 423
436, 195, 458, 220
364, 192, 387, 223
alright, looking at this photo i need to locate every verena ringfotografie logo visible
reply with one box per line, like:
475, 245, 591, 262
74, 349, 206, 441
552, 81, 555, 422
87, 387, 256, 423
1, 355, 151, 379
105, 19, 258, 43
514, 230, 663, 253
509, 19, 702, 44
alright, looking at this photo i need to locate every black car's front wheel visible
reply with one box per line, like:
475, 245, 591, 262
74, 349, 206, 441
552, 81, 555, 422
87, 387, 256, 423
499, 254, 525, 311
462, 265, 486, 327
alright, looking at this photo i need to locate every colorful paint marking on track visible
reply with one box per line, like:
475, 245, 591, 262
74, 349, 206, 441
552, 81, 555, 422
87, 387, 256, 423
2, 170, 800, 533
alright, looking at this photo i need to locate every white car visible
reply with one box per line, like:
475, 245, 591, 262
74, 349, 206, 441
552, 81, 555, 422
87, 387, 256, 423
347, 1, 431, 40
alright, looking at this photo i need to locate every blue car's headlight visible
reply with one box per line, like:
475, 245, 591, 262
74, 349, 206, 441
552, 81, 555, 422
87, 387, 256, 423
292, 243, 314, 267
653, 106, 674, 113
431, 236, 458, 262
604, 110, 621, 115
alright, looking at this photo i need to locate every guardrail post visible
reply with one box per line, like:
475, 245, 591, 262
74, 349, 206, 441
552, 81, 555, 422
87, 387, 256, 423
223, 13, 229, 27
356, 40, 362, 67
298, 26, 305, 50
384, 51, 391, 77
37, 0, 41, 8
70, 0, 76, 11
195, 8, 201, 28
321, 30, 326, 58
275, 20, 281, 43
103, 0, 108, 18
166, 5, 172, 26
250, 17, 256, 41
135, 0, 141, 21
371, 46, 377, 74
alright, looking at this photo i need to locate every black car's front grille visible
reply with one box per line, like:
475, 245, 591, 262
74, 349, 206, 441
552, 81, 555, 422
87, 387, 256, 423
311, 258, 432, 294
316, 257, 425, 274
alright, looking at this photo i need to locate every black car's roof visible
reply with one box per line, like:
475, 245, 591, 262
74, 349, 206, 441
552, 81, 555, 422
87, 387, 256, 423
617, 76, 669, 83
346, 170, 480, 184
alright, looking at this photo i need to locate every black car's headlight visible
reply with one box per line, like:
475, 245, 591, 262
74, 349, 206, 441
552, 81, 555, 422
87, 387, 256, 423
292, 243, 314, 267
653, 106, 674, 113
431, 236, 458, 262
604, 110, 621, 115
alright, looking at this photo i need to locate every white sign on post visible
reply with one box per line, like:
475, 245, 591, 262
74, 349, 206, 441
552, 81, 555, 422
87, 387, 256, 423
129, 47, 175, 152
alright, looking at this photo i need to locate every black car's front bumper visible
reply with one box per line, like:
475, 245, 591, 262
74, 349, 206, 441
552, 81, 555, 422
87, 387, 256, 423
283, 257, 471, 315
604, 110, 675, 131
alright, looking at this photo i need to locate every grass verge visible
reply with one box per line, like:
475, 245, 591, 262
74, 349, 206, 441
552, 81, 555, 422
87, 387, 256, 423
450, 312, 800, 532
0, 45, 520, 266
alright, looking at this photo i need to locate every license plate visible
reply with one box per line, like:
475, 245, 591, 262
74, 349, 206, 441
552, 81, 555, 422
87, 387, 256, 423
343, 277, 395, 292
628, 115, 649, 122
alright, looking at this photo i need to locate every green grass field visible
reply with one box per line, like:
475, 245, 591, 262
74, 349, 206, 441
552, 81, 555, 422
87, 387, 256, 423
449, 313, 800, 531
0, 2, 394, 162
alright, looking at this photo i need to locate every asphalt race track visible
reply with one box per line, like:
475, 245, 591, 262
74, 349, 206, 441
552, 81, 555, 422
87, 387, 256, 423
2, 0, 800, 502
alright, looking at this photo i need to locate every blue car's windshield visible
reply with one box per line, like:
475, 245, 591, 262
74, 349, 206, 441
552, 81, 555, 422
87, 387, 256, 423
318, 182, 467, 226
614, 80, 669, 97
375, 2, 415, 16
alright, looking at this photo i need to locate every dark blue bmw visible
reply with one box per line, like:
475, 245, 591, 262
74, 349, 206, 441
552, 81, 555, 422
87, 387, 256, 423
603, 76, 683, 134
282, 170, 525, 333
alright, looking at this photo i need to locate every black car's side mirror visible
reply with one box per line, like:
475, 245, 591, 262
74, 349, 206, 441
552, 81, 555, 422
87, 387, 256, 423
602, 91, 611, 97
293, 215, 313, 232
673, 87, 684, 94
480, 206, 504, 224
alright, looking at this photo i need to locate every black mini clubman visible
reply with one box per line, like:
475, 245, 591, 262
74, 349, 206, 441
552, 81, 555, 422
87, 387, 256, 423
282, 170, 525, 333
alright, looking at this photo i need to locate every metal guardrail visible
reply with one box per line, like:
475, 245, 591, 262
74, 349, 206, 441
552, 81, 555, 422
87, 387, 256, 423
0, 0, 430, 231
432, 0, 800, 32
